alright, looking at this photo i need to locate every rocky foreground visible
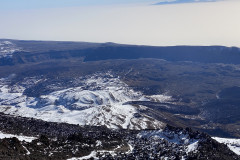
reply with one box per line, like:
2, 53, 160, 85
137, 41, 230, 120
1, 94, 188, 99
0, 112, 239, 160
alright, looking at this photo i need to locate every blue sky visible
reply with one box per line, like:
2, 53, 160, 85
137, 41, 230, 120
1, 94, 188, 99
0, 0, 155, 10
0, 0, 239, 47
0, 0, 219, 10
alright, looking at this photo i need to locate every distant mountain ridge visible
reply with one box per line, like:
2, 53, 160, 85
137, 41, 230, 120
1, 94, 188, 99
0, 39, 240, 66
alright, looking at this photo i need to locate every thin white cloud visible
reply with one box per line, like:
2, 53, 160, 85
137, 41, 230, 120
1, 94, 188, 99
154, 0, 219, 5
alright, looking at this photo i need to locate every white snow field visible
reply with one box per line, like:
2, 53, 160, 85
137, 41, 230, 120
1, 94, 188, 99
0, 72, 172, 130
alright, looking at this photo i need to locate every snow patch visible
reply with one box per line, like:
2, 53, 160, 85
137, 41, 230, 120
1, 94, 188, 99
187, 141, 198, 153
0, 41, 21, 58
22, 145, 31, 155
0, 131, 36, 142
68, 149, 118, 160
146, 94, 172, 102
137, 129, 199, 154
0, 73, 168, 130
213, 137, 240, 155
96, 140, 102, 147
68, 151, 97, 160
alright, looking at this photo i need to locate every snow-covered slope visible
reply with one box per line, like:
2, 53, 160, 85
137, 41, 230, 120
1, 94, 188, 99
213, 137, 240, 155
0, 72, 171, 129
0, 41, 21, 58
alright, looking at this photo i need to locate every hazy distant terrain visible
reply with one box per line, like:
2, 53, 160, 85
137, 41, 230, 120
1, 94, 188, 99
1, 39, 240, 138
0, 39, 240, 159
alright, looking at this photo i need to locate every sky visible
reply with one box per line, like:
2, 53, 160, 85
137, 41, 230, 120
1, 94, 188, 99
0, 0, 239, 47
